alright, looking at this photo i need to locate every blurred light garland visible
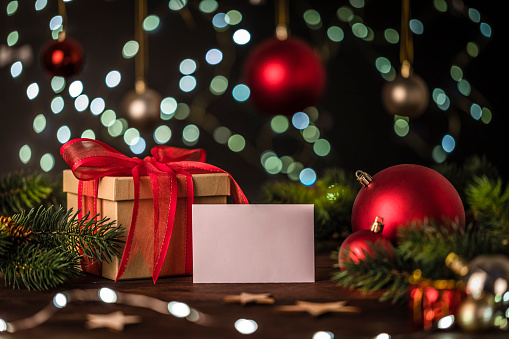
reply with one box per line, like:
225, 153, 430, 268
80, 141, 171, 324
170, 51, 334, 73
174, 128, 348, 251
4, 0, 495, 181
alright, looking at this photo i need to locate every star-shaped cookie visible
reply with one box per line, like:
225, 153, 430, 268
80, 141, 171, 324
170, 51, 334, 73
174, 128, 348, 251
223, 292, 275, 305
276, 300, 361, 317
86, 311, 141, 331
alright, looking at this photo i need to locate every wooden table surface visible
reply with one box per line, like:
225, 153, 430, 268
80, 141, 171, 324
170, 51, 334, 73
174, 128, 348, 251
0, 253, 506, 339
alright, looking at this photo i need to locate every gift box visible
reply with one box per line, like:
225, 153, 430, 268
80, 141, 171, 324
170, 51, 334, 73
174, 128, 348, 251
409, 281, 465, 330
63, 169, 230, 280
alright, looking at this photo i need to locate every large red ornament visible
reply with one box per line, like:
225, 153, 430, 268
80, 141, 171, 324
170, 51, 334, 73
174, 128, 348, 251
243, 37, 326, 116
41, 38, 84, 78
351, 164, 465, 242
338, 218, 393, 270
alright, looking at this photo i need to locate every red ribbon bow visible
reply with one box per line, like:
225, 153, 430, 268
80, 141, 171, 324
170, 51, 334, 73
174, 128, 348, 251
61, 138, 248, 283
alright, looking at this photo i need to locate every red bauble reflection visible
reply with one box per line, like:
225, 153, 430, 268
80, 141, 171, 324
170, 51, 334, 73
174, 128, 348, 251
243, 37, 326, 116
337, 230, 393, 270
41, 38, 84, 78
351, 164, 465, 242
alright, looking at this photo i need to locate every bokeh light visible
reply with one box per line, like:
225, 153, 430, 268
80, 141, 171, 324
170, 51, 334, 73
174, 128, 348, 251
49, 15, 63, 30
154, 125, 172, 144
174, 103, 190, 120
40, 153, 55, 172
299, 168, 317, 186
394, 118, 409, 137
234, 319, 258, 335
303, 9, 321, 29
225, 10, 242, 25
143, 15, 160, 31
68, 80, 83, 98
105, 70, 121, 88
124, 127, 140, 146
57, 125, 71, 144
212, 13, 228, 29
33, 114, 46, 133
480, 23, 491, 37
481, 107, 492, 124
336, 6, 354, 22
232, 84, 250, 102
438, 315, 455, 329
442, 134, 455, 153
271, 115, 289, 133
81, 129, 95, 139
409, 19, 424, 34
53, 293, 68, 309
74, 94, 89, 112
19, 145, 31, 164
11, 61, 22, 78
313, 139, 331, 156
169, 0, 187, 11
199, 0, 218, 13
228, 134, 245, 152
98, 288, 117, 303
179, 75, 197, 92
51, 76, 65, 93
101, 109, 116, 127
352, 23, 368, 38
26, 83, 39, 100
233, 29, 250, 45
183, 124, 200, 143
327, 26, 344, 42
213, 126, 231, 144
264, 155, 283, 174
376, 57, 392, 74
161, 97, 178, 116
122, 40, 139, 58
130, 137, 146, 154
180, 59, 197, 75
210, 75, 228, 95
292, 112, 310, 130
313, 331, 334, 339
287, 161, 304, 181
168, 302, 191, 318
7, 1, 18, 15
384, 28, 399, 44
7, 31, 19, 46
302, 125, 320, 142
90, 97, 105, 115
205, 48, 223, 65
470, 103, 482, 120
432, 145, 447, 163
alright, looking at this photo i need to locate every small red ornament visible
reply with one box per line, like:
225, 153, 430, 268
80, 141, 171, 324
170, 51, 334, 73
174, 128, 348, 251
243, 37, 326, 116
338, 217, 393, 270
41, 38, 84, 78
351, 164, 465, 242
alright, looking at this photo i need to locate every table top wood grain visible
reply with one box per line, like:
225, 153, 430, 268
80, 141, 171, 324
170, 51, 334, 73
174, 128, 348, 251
0, 253, 506, 338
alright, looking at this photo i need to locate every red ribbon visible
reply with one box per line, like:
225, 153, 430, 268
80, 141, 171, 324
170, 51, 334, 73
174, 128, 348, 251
60, 138, 248, 283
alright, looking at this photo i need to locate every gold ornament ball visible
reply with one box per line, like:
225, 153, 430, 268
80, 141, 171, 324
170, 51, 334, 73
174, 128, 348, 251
121, 88, 162, 131
381, 73, 429, 118
456, 294, 495, 332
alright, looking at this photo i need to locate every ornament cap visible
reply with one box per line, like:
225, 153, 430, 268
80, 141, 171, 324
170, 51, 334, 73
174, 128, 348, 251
370, 216, 384, 233
355, 170, 373, 187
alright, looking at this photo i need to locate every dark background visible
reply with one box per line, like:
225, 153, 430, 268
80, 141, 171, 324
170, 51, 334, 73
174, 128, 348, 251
1, 0, 506, 201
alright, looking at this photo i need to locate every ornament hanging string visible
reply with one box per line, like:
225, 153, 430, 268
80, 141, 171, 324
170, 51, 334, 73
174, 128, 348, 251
275, 0, 289, 40
60, 139, 248, 283
135, 0, 148, 94
57, 0, 67, 42
400, 0, 413, 78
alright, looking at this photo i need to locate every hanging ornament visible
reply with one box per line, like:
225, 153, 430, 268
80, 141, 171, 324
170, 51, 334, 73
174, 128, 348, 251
381, 0, 429, 118
41, 1, 83, 78
122, 0, 161, 131
446, 253, 509, 298
338, 216, 393, 270
456, 294, 496, 332
242, 0, 326, 116
351, 165, 465, 242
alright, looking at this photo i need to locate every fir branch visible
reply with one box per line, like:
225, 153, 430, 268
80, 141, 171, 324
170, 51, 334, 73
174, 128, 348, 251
396, 220, 499, 280
0, 228, 11, 257
11, 206, 125, 263
331, 242, 412, 303
466, 176, 509, 244
0, 243, 81, 290
0, 171, 65, 216
261, 168, 357, 240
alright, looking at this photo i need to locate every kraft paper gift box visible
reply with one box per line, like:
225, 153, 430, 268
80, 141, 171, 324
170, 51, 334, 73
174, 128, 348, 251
63, 169, 230, 280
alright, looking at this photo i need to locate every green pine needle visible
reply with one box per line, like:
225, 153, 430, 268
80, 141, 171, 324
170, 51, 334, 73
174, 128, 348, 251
11, 206, 125, 263
0, 171, 65, 216
0, 243, 81, 290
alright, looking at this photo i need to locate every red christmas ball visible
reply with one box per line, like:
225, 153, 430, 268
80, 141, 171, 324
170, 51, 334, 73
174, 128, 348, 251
243, 37, 326, 116
338, 229, 393, 270
41, 38, 84, 78
351, 164, 465, 242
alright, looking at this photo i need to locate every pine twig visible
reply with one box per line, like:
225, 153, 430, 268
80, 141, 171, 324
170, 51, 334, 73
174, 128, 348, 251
11, 206, 125, 263
0, 243, 81, 290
